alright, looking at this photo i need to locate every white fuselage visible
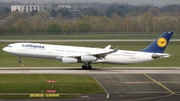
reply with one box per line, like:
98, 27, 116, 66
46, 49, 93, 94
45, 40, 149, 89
3, 43, 158, 64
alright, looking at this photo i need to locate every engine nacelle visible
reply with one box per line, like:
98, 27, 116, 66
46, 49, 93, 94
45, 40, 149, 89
62, 57, 77, 63
81, 55, 97, 62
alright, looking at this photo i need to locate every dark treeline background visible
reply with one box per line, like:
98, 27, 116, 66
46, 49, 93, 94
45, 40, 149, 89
0, 3, 180, 35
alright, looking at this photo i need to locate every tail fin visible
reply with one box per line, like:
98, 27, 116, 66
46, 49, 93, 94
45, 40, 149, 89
141, 32, 173, 53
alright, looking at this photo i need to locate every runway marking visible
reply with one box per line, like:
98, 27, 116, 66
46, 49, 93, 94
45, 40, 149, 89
159, 81, 180, 83
120, 82, 151, 84
129, 92, 171, 94
119, 81, 180, 84
143, 73, 175, 94
124, 94, 173, 101
93, 77, 109, 99
124, 73, 176, 101
175, 93, 180, 96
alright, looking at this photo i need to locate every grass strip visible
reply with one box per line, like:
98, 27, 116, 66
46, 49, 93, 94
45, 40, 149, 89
0, 74, 105, 93
0, 74, 105, 99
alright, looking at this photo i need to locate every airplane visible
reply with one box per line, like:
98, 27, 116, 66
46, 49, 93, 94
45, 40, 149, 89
2, 31, 173, 70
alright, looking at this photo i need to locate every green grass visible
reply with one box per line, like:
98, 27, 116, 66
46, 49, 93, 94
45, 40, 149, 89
0, 41, 180, 67
0, 74, 105, 93
0, 95, 81, 99
0, 74, 104, 98
0, 95, 31, 99
0, 34, 180, 40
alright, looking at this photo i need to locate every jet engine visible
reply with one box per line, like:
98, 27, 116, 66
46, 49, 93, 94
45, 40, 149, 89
81, 55, 97, 62
62, 57, 77, 63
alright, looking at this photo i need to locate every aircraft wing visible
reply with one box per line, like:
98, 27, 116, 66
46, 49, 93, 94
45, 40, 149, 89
104, 45, 111, 50
56, 47, 119, 59
91, 47, 119, 58
89, 47, 119, 57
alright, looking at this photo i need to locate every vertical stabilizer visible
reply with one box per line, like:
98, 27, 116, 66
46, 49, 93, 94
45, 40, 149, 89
141, 32, 173, 53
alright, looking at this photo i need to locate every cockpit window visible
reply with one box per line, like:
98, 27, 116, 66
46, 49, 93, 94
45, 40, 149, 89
7, 45, 12, 48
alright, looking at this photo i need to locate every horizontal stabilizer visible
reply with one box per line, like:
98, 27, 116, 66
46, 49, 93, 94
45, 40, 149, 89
151, 53, 170, 59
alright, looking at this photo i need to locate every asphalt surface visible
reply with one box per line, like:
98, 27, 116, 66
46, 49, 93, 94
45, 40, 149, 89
89, 74, 180, 101
0, 67, 180, 101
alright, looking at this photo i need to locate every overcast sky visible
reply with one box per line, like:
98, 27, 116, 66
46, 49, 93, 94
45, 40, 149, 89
1, 0, 180, 5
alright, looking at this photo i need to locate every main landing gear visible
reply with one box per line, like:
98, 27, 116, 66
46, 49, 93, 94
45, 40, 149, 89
18, 57, 21, 64
82, 62, 92, 70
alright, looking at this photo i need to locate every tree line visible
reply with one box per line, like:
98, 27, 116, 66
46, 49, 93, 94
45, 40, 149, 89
0, 4, 180, 35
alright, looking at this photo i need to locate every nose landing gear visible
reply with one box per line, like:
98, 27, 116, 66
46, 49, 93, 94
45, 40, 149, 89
18, 57, 21, 64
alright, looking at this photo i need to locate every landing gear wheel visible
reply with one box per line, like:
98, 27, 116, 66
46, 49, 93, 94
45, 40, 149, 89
82, 65, 92, 70
82, 65, 86, 69
18, 57, 21, 64
18, 60, 21, 64
88, 66, 92, 70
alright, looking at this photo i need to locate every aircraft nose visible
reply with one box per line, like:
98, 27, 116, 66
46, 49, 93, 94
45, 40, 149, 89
2, 47, 8, 52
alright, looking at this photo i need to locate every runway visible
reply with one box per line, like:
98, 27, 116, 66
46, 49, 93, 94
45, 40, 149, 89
0, 67, 180, 74
0, 67, 180, 101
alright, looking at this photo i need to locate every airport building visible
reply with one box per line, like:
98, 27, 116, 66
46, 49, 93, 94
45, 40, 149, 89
58, 5, 71, 9
11, 5, 43, 13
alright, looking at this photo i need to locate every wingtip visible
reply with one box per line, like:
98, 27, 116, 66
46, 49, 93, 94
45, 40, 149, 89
104, 45, 111, 50
113, 47, 119, 52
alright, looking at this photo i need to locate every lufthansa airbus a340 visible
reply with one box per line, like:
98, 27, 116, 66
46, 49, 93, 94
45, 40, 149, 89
3, 32, 173, 70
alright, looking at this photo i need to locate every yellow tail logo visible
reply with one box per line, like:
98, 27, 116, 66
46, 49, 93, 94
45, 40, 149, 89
157, 37, 167, 47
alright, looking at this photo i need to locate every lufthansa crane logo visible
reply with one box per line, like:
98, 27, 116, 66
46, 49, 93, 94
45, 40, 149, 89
157, 37, 167, 47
